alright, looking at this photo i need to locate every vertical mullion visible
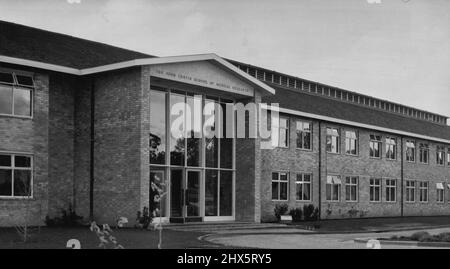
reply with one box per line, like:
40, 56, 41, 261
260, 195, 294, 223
11, 155, 14, 197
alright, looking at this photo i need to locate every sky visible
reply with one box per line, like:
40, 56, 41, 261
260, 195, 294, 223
0, 0, 449, 119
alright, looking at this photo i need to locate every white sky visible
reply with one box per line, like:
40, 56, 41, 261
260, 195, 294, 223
1, 0, 449, 119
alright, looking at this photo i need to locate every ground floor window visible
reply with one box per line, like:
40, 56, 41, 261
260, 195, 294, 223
437, 183, 444, 203
0, 153, 32, 197
385, 179, 396, 202
272, 172, 288, 201
295, 173, 311, 201
326, 175, 341, 201
419, 181, 429, 202
406, 180, 415, 202
369, 178, 381, 202
345, 176, 358, 202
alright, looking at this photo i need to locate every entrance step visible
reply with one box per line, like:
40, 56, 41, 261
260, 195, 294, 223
163, 222, 287, 232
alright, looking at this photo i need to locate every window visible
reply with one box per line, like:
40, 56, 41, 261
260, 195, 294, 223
277, 117, 289, 148
419, 181, 429, 202
295, 173, 311, 201
345, 131, 358, 155
385, 137, 397, 160
369, 178, 381, 202
295, 121, 311, 150
0, 154, 33, 198
345, 176, 358, 202
436, 146, 445, 166
447, 149, 450, 166
419, 143, 429, 164
369, 135, 382, 158
437, 183, 445, 203
385, 179, 396, 202
326, 175, 341, 201
0, 71, 33, 117
272, 172, 288, 200
326, 128, 340, 154
406, 180, 416, 202
406, 140, 416, 162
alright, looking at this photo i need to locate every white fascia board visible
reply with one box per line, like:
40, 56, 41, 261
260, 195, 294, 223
261, 104, 450, 144
0, 55, 81, 75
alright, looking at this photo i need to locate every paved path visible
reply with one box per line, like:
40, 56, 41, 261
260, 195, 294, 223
204, 227, 450, 249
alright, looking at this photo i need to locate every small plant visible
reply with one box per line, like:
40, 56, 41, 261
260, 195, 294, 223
289, 208, 303, 222
136, 206, 152, 229
347, 207, 359, 218
325, 205, 332, 218
274, 203, 289, 221
45, 204, 83, 227
410, 231, 430, 241
303, 204, 319, 221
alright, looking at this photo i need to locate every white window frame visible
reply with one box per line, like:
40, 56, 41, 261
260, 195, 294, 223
385, 137, 397, 160
405, 180, 416, 203
295, 173, 312, 201
0, 70, 34, 119
326, 128, 340, 154
345, 131, 358, 156
272, 172, 289, 201
437, 183, 445, 203
436, 146, 445, 166
418, 181, 429, 203
385, 178, 397, 203
295, 120, 312, 151
326, 175, 341, 202
406, 140, 416, 162
369, 134, 382, 159
369, 178, 382, 202
345, 176, 358, 202
0, 152, 34, 199
277, 117, 289, 148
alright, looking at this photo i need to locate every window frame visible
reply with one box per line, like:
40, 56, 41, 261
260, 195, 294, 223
295, 120, 312, 151
271, 171, 289, 201
0, 152, 34, 199
344, 130, 358, 156
405, 140, 416, 163
277, 117, 289, 148
436, 146, 445, 166
325, 175, 341, 202
344, 176, 358, 202
369, 134, 382, 159
326, 128, 340, 154
418, 181, 429, 203
385, 178, 397, 203
295, 173, 312, 202
0, 70, 34, 119
419, 143, 429, 164
405, 180, 416, 203
369, 178, 382, 202
437, 183, 445, 203
385, 137, 397, 160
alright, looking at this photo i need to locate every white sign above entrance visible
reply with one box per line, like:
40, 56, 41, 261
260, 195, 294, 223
150, 61, 255, 96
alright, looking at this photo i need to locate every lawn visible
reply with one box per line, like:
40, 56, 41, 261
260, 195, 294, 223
0, 226, 222, 249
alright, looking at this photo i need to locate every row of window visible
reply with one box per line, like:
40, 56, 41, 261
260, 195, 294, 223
271, 172, 449, 203
273, 118, 450, 166
0, 71, 34, 117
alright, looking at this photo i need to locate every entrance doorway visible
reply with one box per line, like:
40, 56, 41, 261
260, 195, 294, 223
169, 169, 202, 223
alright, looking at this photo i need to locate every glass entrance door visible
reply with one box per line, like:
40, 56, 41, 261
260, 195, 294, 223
170, 169, 202, 222
186, 170, 201, 218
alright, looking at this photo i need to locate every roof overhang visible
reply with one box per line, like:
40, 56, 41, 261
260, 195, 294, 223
0, 53, 275, 96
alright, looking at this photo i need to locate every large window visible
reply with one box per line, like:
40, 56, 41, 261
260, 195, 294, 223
419, 143, 429, 164
277, 117, 289, 148
369, 135, 381, 158
150, 89, 167, 164
345, 176, 358, 202
326, 175, 341, 201
0, 71, 34, 117
385, 137, 397, 160
436, 146, 445, 166
345, 131, 358, 156
406, 180, 416, 202
437, 183, 445, 203
406, 140, 416, 162
369, 178, 381, 202
419, 181, 429, 202
272, 172, 288, 201
296, 121, 311, 150
326, 128, 340, 154
385, 179, 396, 202
295, 173, 311, 201
0, 154, 33, 197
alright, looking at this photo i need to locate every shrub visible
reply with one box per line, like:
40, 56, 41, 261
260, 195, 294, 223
436, 232, 450, 242
410, 231, 430, 241
289, 208, 303, 222
274, 203, 289, 221
136, 206, 152, 229
303, 204, 319, 221
45, 205, 83, 227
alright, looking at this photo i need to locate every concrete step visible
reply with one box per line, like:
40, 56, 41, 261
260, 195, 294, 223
163, 222, 287, 232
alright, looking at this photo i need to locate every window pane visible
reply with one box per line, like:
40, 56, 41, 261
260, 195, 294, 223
219, 171, 233, 216
15, 156, 31, 168
13, 170, 31, 196
220, 102, 233, 169
13, 88, 32, 116
205, 170, 218, 216
150, 171, 166, 217
280, 173, 288, 181
303, 183, 310, 200
205, 99, 218, 168
169, 93, 185, 165
296, 183, 303, 200
150, 90, 166, 164
0, 72, 14, 84
0, 155, 11, 167
280, 182, 288, 200
0, 169, 12, 196
272, 182, 279, 200
16, 75, 34, 87
0, 85, 13, 114
186, 95, 201, 167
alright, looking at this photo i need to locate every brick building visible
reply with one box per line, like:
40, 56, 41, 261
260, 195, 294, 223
0, 21, 449, 226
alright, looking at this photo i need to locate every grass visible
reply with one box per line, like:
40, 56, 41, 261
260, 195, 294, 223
383, 231, 450, 243
0, 226, 223, 249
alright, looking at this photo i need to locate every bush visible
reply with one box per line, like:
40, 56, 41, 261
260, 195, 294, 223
303, 204, 319, 221
436, 232, 450, 242
45, 205, 83, 227
289, 208, 303, 222
136, 206, 152, 229
274, 203, 289, 221
410, 231, 430, 241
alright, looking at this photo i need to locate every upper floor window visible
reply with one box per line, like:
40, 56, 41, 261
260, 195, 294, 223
418, 181, 429, 202
419, 143, 429, 164
277, 117, 289, 148
369, 135, 381, 158
436, 146, 445, 166
406, 140, 416, 162
295, 173, 312, 201
326, 128, 340, 154
272, 172, 288, 201
345, 131, 358, 156
295, 121, 312, 150
0, 71, 34, 117
385, 137, 397, 160
0, 154, 33, 198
